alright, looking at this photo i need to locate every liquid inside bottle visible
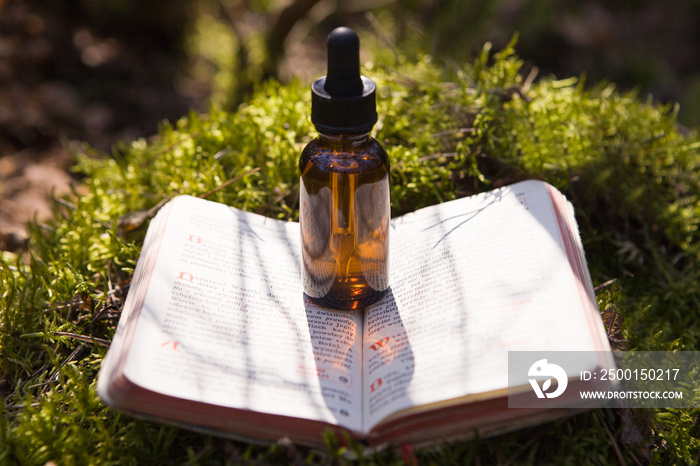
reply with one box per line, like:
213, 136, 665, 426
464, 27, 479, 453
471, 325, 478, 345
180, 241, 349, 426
300, 133, 389, 309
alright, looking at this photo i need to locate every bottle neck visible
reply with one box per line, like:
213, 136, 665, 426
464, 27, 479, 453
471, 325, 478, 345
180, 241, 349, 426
317, 131, 370, 149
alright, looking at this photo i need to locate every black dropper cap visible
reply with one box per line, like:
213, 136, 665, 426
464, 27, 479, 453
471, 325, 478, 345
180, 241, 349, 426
311, 27, 378, 134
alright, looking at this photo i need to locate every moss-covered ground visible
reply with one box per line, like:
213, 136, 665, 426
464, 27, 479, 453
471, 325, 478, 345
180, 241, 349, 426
1, 40, 699, 464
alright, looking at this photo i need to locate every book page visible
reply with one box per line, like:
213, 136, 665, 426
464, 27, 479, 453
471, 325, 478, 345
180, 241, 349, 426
363, 180, 609, 429
118, 196, 364, 432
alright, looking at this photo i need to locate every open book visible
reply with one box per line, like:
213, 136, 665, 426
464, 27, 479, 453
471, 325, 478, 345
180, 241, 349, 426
97, 180, 612, 448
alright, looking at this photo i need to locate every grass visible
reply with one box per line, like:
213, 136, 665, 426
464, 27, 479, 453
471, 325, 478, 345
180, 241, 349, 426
1, 39, 699, 464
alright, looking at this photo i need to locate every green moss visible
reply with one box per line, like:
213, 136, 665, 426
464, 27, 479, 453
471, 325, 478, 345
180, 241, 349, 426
1, 40, 699, 464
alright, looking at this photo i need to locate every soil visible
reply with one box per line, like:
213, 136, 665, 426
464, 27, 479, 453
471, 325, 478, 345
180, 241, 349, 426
0, 0, 201, 251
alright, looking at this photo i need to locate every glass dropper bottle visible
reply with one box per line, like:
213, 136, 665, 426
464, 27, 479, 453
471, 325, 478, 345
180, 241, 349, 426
299, 27, 390, 310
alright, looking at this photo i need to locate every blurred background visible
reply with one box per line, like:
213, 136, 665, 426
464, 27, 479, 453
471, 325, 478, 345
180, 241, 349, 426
1, 0, 699, 247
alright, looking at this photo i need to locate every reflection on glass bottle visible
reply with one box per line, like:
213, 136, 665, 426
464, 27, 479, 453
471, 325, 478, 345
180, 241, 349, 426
300, 134, 389, 309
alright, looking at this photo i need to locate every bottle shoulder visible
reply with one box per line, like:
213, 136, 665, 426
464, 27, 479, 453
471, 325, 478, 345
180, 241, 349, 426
300, 136, 389, 173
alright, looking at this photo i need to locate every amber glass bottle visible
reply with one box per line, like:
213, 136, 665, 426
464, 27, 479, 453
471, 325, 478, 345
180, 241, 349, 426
300, 27, 390, 310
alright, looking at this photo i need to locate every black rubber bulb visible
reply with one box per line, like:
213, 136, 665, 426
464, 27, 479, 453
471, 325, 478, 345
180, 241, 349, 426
324, 27, 364, 97
310, 26, 377, 134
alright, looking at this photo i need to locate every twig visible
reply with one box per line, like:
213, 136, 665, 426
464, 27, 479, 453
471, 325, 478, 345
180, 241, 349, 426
53, 332, 111, 348
198, 167, 261, 200
52, 197, 77, 211
522, 66, 539, 93
4, 402, 41, 412
597, 410, 627, 466
42, 301, 77, 313
117, 193, 175, 233
594, 278, 618, 291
